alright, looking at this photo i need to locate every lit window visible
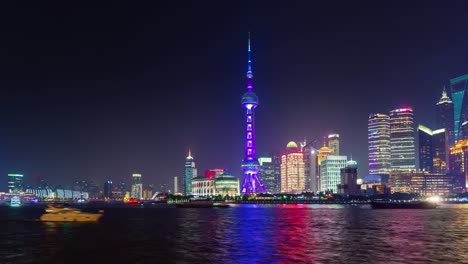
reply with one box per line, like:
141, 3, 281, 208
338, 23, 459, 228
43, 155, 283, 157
248, 149, 252, 155
247, 133, 252, 139
247, 141, 252, 147
247, 124, 252, 131
247, 115, 252, 123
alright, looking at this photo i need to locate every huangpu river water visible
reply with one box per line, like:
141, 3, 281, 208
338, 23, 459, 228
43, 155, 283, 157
1, 204, 467, 263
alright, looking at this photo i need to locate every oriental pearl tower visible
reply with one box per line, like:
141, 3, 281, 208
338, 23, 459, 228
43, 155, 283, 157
241, 34, 266, 194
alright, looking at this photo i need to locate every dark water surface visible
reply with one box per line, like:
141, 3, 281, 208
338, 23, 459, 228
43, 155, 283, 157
0, 204, 467, 263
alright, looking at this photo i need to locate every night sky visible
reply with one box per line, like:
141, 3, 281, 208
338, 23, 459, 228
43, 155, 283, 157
1, 2, 468, 189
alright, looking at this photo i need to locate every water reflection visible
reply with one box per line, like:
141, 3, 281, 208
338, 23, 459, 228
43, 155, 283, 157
0, 204, 467, 263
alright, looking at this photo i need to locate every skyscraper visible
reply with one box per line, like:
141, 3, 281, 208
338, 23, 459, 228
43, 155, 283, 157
183, 150, 197, 196
436, 86, 455, 147
131, 173, 142, 199
450, 74, 468, 141
174, 176, 179, 193
320, 156, 348, 193
280, 142, 305, 193
433, 128, 448, 174
338, 160, 360, 195
368, 113, 391, 175
303, 143, 318, 193
7, 174, 23, 193
418, 125, 434, 172
327, 134, 340, 155
449, 140, 468, 189
389, 108, 416, 171
272, 154, 281, 194
461, 121, 468, 140
240, 34, 266, 194
104, 180, 113, 199
258, 157, 275, 193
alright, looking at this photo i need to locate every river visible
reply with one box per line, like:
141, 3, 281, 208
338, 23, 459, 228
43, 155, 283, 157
0, 204, 467, 263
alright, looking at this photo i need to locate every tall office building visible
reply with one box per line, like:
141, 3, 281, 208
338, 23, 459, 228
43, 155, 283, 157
240, 34, 266, 194
450, 74, 468, 141
320, 156, 348, 193
131, 173, 143, 199
417, 125, 448, 174
104, 180, 113, 199
272, 154, 281, 194
449, 140, 468, 189
303, 143, 318, 193
258, 157, 275, 193
7, 174, 23, 193
338, 160, 360, 195
368, 113, 391, 174
436, 87, 455, 147
418, 125, 434, 172
280, 142, 305, 193
389, 108, 416, 171
174, 176, 179, 193
183, 150, 197, 196
327, 134, 340, 155
461, 121, 468, 140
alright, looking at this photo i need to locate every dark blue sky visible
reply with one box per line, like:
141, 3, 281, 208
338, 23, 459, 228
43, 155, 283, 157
1, 1, 467, 189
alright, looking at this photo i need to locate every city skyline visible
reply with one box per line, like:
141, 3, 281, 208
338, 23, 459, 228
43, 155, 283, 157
2, 2, 468, 190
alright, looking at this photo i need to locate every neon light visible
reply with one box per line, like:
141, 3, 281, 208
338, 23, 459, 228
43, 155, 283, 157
241, 34, 266, 194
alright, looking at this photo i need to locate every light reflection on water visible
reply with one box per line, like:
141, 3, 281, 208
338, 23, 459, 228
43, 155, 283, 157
0, 204, 467, 263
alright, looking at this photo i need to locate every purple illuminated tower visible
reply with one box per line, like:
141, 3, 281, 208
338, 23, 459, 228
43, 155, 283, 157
241, 34, 266, 194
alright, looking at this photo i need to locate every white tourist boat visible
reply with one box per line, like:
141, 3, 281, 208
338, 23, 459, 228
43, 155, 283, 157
40, 205, 103, 222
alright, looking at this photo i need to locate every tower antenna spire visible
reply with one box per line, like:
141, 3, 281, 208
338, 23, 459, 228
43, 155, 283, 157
246, 32, 253, 92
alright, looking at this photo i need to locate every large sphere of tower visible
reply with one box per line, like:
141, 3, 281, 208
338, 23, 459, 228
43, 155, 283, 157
241, 92, 259, 108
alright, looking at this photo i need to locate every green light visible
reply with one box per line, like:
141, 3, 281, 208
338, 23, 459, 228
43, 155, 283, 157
418, 125, 433, 135
8, 174, 23, 177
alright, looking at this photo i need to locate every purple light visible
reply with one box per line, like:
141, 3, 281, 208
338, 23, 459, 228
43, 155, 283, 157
241, 34, 266, 195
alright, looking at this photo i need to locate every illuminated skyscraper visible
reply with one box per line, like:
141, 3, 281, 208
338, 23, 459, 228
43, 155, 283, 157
174, 176, 179, 193
461, 121, 468, 140
327, 134, 340, 155
258, 157, 275, 193
303, 143, 318, 193
7, 174, 23, 193
389, 108, 416, 171
450, 74, 468, 141
240, 34, 266, 194
368, 113, 391, 174
338, 160, 360, 195
280, 142, 305, 193
418, 125, 434, 172
320, 156, 348, 193
104, 180, 113, 199
436, 86, 455, 147
131, 173, 142, 199
183, 150, 197, 196
449, 140, 468, 189
317, 145, 332, 190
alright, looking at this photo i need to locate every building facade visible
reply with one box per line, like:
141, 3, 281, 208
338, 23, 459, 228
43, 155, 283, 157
131, 173, 142, 199
280, 142, 305, 193
450, 74, 468, 141
103, 180, 113, 199
436, 87, 455, 147
389, 108, 416, 171
320, 156, 348, 193
303, 143, 318, 193
418, 125, 434, 172
338, 160, 360, 195
8, 174, 23, 193
327, 134, 340, 155
192, 174, 240, 197
174, 176, 178, 193
258, 157, 276, 193
368, 113, 391, 174
449, 140, 468, 190
184, 150, 197, 196
388, 171, 455, 196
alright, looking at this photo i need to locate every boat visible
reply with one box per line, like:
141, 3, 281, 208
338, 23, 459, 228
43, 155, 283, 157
40, 205, 103, 222
371, 200, 438, 209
